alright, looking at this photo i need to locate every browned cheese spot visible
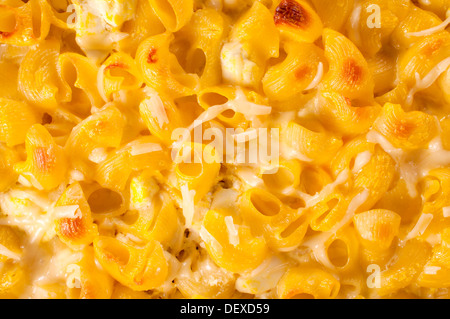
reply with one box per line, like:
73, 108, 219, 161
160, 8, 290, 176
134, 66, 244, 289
274, 0, 311, 29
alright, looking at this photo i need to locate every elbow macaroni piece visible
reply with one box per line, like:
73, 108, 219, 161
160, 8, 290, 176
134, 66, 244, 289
1, 0, 450, 300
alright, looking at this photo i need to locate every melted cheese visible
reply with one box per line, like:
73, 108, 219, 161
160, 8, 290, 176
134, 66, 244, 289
407, 14, 450, 37
53, 205, 81, 219
142, 95, 169, 129
405, 213, 434, 241
199, 225, 223, 254
224, 216, 239, 246
0, 243, 21, 261
221, 41, 258, 87
88, 147, 108, 163
352, 151, 373, 174
235, 255, 288, 295
423, 265, 441, 275
406, 58, 450, 106
304, 62, 324, 91
367, 130, 450, 198
130, 143, 162, 156
181, 184, 196, 228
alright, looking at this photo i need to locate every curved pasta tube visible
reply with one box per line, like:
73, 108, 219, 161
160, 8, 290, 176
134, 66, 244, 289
174, 142, 221, 203
118, 0, 165, 56
375, 179, 421, 225
65, 105, 125, 165
261, 159, 302, 194
175, 8, 227, 88
0, 98, 39, 147
398, 31, 450, 88
18, 41, 71, 110
262, 41, 326, 105
136, 32, 200, 98
99, 52, 143, 102
417, 229, 450, 288
320, 28, 374, 101
197, 86, 249, 129
148, 0, 193, 32
0, 261, 26, 298
221, 1, 279, 89
378, 239, 432, 296
346, 0, 399, 57
373, 103, 438, 150
276, 266, 340, 299
325, 227, 360, 272
14, 124, 67, 191
0, 225, 23, 263
67, 246, 114, 299
201, 209, 269, 274
93, 236, 169, 291
331, 136, 375, 177
281, 120, 343, 165
240, 188, 310, 250
0, 61, 20, 100
175, 248, 236, 299
353, 209, 401, 266
0, 144, 20, 192
308, 191, 349, 232
0, 0, 52, 46
118, 191, 180, 247
58, 52, 103, 113
367, 49, 398, 96
310, 0, 353, 31
391, 6, 444, 49
95, 136, 170, 191
272, 0, 323, 43
352, 145, 396, 211
317, 91, 381, 136
54, 182, 99, 250
139, 92, 184, 145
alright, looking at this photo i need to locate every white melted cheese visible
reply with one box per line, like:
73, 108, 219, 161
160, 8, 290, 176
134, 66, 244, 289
171, 89, 271, 156
300, 189, 369, 270
352, 151, 372, 174
304, 62, 324, 91
235, 255, 288, 295
0, 243, 21, 261
199, 225, 223, 255
423, 265, 441, 275
406, 58, 450, 106
405, 213, 434, 241
141, 95, 169, 129
224, 216, 239, 246
130, 143, 162, 156
367, 130, 450, 198
221, 41, 258, 87
181, 184, 196, 228
407, 13, 450, 37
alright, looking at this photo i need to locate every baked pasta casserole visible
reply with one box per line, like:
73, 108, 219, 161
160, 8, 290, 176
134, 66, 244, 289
0, 0, 450, 299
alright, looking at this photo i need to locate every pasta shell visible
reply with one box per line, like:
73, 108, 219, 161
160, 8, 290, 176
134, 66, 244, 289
55, 182, 99, 249
373, 103, 438, 150
201, 209, 269, 274
321, 28, 374, 102
0, 98, 39, 147
93, 236, 169, 291
276, 266, 340, 299
14, 124, 67, 191
18, 41, 71, 110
